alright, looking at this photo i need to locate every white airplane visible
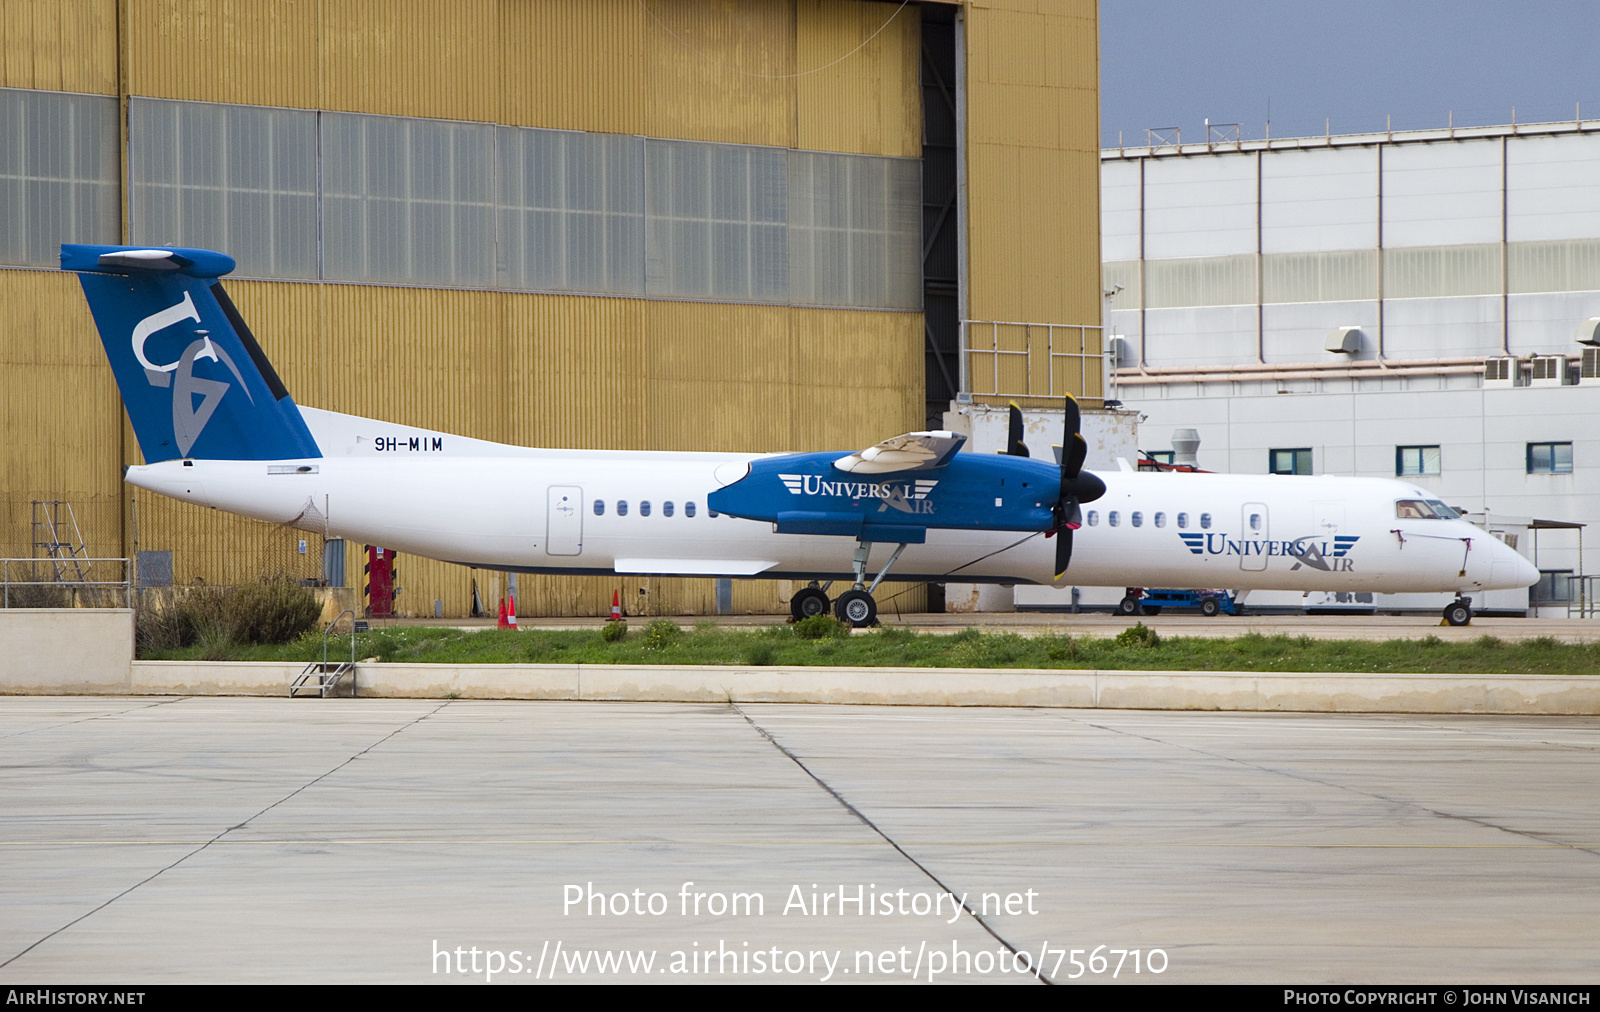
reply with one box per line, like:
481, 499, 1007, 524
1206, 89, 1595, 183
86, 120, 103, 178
65, 244, 1538, 627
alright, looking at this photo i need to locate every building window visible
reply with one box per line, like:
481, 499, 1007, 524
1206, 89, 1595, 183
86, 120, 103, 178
499, 127, 644, 295
0, 88, 120, 268
130, 98, 318, 279
1527, 442, 1573, 474
321, 111, 496, 287
1396, 445, 1442, 476
593, 499, 605, 516
1269, 448, 1312, 475
1146, 451, 1174, 465
1532, 570, 1573, 605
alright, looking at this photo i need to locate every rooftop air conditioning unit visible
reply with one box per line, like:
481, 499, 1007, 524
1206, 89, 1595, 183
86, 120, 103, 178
1583, 347, 1600, 380
1483, 356, 1518, 388
1529, 355, 1570, 387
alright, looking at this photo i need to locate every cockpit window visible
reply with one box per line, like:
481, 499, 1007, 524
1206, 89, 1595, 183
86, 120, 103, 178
1395, 499, 1444, 519
1425, 499, 1459, 519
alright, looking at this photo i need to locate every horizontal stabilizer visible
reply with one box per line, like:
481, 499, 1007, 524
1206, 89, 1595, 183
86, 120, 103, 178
834, 431, 965, 474
614, 559, 778, 576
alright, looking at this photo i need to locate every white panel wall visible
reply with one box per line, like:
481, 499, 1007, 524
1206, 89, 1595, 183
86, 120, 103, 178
1142, 153, 1256, 259
1141, 305, 1257, 367
1507, 132, 1600, 242
1101, 159, 1141, 262
1261, 300, 1379, 362
1382, 295, 1505, 358
1508, 291, 1600, 354
1260, 146, 1376, 253
1381, 139, 1502, 248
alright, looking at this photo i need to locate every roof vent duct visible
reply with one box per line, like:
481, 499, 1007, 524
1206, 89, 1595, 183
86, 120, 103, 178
1325, 326, 1362, 354
1171, 428, 1200, 466
1575, 318, 1600, 346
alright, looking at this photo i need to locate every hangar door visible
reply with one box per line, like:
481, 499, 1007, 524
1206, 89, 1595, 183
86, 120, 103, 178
546, 485, 583, 556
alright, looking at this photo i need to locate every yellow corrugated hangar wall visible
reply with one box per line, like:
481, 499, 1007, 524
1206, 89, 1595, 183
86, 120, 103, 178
0, 0, 1100, 617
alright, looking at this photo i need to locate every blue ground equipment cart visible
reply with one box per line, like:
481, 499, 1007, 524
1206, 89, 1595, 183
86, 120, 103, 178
1115, 588, 1240, 617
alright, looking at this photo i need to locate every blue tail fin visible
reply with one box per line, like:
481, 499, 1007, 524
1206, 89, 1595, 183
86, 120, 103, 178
62, 244, 321, 462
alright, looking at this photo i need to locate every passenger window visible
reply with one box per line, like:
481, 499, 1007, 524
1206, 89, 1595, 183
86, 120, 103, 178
1249, 512, 1262, 531
593, 499, 605, 516
1176, 512, 1188, 529
663, 501, 675, 517
1395, 499, 1433, 519
1131, 511, 1143, 528
1086, 510, 1098, 526
1154, 512, 1166, 528
1200, 512, 1212, 529
1109, 511, 1120, 527
640, 500, 652, 517
685, 502, 696, 517
617, 500, 628, 516
709, 508, 719, 518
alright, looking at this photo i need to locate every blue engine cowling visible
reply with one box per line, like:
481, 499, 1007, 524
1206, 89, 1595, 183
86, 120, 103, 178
707, 451, 1064, 543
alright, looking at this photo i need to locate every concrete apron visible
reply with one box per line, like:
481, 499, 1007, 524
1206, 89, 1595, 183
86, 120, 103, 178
8, 661, 1583, 714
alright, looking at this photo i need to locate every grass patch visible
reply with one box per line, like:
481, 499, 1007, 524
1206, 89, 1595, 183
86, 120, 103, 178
139, 622, 1600, 675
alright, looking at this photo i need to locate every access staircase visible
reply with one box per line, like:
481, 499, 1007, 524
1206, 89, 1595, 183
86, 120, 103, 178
291, 610, 358, 698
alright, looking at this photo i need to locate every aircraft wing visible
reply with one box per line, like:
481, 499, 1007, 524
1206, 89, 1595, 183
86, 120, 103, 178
832, 431, 965, 474
613, 559, 778, 576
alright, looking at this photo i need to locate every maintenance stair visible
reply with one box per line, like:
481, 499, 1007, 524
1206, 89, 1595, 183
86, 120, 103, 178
290, 661, 355, 698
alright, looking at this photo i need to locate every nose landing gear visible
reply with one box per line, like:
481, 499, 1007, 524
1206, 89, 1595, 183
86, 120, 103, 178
1444, 597, 1473, 626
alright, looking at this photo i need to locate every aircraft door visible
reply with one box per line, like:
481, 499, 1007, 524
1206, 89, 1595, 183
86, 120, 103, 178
546, 485, 583, 556
1240, 502, 1268, 571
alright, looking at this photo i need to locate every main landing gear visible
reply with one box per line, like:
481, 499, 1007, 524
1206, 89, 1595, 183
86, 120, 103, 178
786, 540, 911, 628
1444, 597, 1473, 626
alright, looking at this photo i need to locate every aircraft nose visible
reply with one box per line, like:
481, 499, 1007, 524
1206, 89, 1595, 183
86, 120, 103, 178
1513, 549, 1540, 588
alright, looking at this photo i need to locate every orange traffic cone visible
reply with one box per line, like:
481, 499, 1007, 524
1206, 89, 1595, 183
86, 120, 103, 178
608, 590, 622, 621
508, 595, 518, 630
497, 598, 508, 629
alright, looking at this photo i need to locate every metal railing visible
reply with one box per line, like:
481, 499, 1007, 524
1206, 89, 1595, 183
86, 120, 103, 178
1564, 575, 1598, 618
962, 320, 1109, 400
1, 558, 132, 608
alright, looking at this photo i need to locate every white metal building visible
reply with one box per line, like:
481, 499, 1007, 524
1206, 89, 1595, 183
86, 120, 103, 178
1089, 119, 1600, 615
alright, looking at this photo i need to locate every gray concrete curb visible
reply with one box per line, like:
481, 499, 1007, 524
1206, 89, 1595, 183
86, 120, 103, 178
46, 661, 1589, 714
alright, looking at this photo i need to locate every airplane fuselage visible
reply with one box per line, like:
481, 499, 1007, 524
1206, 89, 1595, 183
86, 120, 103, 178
124, 409, 1533, 595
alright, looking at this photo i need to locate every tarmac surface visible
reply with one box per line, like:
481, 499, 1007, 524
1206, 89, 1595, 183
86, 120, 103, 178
2, 696, 1598, 983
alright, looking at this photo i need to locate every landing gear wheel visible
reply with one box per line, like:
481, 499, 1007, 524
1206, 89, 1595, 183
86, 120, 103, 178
1116, 595, 1141, 617
835, 589, 878, 628
1140, 604, 1163, 616
790, 587, 830, 622
1199, 596, 1221, 617
1444, 600, 1473, 626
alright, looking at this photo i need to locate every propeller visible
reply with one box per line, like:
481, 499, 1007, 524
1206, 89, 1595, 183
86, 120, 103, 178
1044, 395, 1106, 579
1005, 400, 1029, 457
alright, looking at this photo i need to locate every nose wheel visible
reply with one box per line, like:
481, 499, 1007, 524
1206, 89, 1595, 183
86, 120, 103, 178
1444, 598, 1473, 626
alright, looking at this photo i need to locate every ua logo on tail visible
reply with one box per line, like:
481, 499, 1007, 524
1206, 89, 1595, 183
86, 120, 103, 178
132, 291, 255, 455
63, 244, 321, 462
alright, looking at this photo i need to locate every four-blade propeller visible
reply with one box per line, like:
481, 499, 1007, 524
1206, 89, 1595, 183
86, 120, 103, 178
1005, 398, 1107, 579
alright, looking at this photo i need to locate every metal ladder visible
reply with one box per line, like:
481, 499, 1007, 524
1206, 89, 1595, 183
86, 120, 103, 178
291, 610, 357, 698
32, 501, 90, 583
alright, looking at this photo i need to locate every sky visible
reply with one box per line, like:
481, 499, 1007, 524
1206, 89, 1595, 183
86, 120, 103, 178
1099, 1, 1600, 147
